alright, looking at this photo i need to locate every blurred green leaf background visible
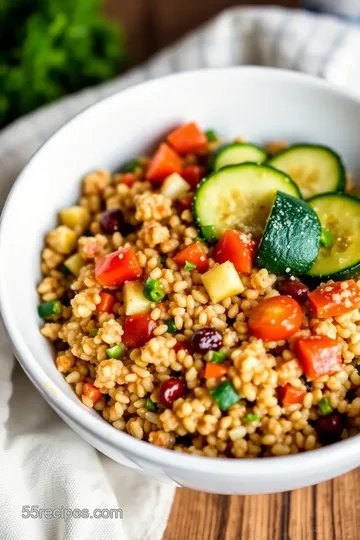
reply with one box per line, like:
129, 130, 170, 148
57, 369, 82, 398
0, 0, 126, 129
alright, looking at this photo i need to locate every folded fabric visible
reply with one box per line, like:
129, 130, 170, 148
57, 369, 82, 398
0, 7, 359, 540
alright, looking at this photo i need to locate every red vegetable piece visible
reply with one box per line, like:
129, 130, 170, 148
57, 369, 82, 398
173, 242, 209, 273
167, 122, 207, 155
122, 172, 137, 186
204, 363, 228, 379
248, 296, 303, 341
97, 292, 116, 313
182, 165, 206, 189
122, 314, 158, 348
280, 384, 306, 406
308, 280, 360, 318
214, 229, 256, 274
146, 143, 181, 182
177, 193, 194, 211
294, 335, 342, 379
83, 383, 102, 403
95, 247, 141, 287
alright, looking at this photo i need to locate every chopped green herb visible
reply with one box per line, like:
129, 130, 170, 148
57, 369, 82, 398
194, 236, 205, 244
166, 319, 177, 333
59, 264, 70, 275
318, 396, 333, 416
356, 363, 360, 375
146, 398, 158, 412
91, 329, 99, 337
121, 159, 139, 173
210, 351, 228, 364
205, 129, 218, 142
201, 225, 215, 243
143, 278, 166, 303
106, 344, 124, 359
160, 254, 167, 264
320, 227, 333, 247
243, 413, 260, 423
38, 300, 62, 319
184, 260, 196, 272
210, 380, 240, 410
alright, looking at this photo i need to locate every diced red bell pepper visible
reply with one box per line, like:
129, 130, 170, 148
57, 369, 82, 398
172, 242, 209, 273
122, 314, 158, 348
279, 384, 306, 406
167, 122, 208, 155
295, 335, 342, 379
308, 280, 360, 318
96, 292, 115, 313
83, 383, 102, 403
204, 363, 228, 379
182, 165, 206, 189
177, 193, 194, 211
146, 143, 182, 182
214, 229, 257, 274
95, 247, 141, 287
122, 172, 137, 186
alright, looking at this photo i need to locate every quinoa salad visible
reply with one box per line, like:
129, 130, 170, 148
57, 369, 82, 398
37, 122, 360, 458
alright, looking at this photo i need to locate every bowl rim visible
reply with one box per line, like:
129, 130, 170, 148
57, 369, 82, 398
1, 65, 360, 476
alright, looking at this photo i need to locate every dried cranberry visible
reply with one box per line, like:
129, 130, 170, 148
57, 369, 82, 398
316, 413, 344, 445
190, 327, 223, 353
174, 341, 191, 354
277, 278, 309, 303
62, 289, 75, 306
100, 209, 125, 234
159, 378, 185, 407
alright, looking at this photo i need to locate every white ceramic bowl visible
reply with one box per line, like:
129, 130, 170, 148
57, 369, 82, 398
2, 67, 360, 495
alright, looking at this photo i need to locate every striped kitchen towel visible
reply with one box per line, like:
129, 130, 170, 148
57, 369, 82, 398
0, 7, 360, 540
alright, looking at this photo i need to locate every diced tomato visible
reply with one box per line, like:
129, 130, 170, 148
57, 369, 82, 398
122, 314, 158, 348
295, 335, 342, 379
122, 172, 137, 186
95, 247, 141, 287
182, 165, 206, 189
248, 296, 303, 341
83, 383, 102, 403
172, 242, 209, 273
308, 280, 360, 319
214, 229, 257, 274
146, 143, 181, 182
167, 122, 208, 155
177, 193, 194, 211
174, 341, 191, 354
96, 292, 115, 313
204, 363, 228, 379
279, 384, 306, 406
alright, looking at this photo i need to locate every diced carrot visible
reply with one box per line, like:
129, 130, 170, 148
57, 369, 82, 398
167, 122, 208, 155
96, 292, 115, 313
214, 229, 257, 274
204, 363, 228, 379
83, 383, 102, 403
95, 247, 141, 287
182, 165, 206, 189
122, 172, 137, 186
177, 193, 194, 211
173, 242, 209, 273
146, 143, 181, 182
295, 335, 342, 379
280, 384, 306, 406
308, 280, 360, 318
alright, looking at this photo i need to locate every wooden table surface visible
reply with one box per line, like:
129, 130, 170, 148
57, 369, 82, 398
104, 1, 360, 538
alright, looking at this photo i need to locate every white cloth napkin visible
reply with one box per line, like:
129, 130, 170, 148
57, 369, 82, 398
1, 6, 360, 539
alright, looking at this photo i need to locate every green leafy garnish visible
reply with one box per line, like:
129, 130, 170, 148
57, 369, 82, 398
121, 159, 139, 173
166, 319, 177, 334
146, 398, 157, 412
201, 225, 215, 243
209, 351, 227, 364
184, 260, 196, 272
205, 129, 218, 142
318, 396, 333, 416
143, 278, 166, 303
91, 328, 99, 337
243, 413, 259, 423
210, 380, 240, 411
106, 344, 124, 359
38, 300, 62, 319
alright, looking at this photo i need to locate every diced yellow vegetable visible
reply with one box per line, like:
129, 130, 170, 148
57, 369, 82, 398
124, 281, 151, 315
46, 226, 77, 254
59, 206, 90, 230
201, 261, 244, 303
160, 173, 190, 200
63, 253, 84, 276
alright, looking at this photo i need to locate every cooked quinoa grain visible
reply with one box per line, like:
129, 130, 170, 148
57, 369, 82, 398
38, 124, 360, 458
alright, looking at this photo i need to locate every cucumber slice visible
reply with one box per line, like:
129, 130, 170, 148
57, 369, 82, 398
212, 143, 267, 170
256, 192, 321, 275
308, 193, 360, 280
194, 163, 301, 239
268, 144, 345, 199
